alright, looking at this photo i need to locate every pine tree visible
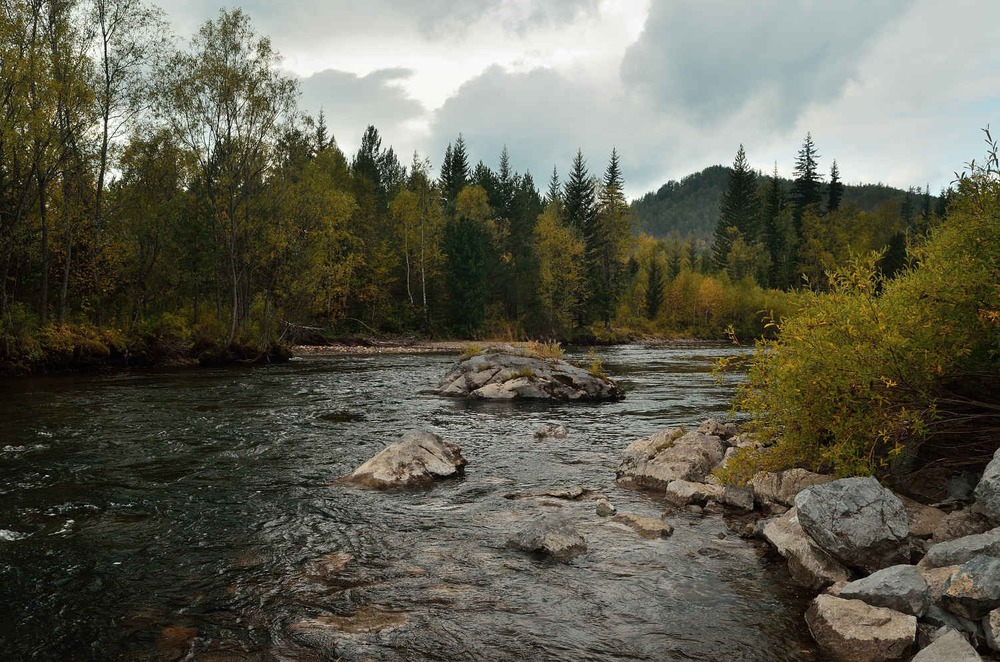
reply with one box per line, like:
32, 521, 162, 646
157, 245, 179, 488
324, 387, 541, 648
762, 164, 787, 288
589, 148, 632, 327
827, 160, 843, 212
645, 255, 664, 319
315, 109, 331, 153
439, 134, 469, 216
712, 144, 760, 271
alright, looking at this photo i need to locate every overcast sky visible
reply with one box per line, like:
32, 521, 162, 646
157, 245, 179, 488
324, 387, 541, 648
157, 0, 1000, 199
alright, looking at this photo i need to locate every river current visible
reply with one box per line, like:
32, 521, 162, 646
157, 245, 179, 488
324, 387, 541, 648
0, 344, 825, 661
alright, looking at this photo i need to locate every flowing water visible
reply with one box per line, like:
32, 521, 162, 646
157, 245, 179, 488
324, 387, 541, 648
0, 344, 825, 661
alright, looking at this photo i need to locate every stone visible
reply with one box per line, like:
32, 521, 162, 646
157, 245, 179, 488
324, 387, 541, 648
985, 608, 1000, 652
942, 555, 1000, 619
616, 429, 725, 490
343, 432, 466, 489
919, 564, 960, 603
974, 448, 1000, 525
925, 527, 1000, 567
696, 418, 738, 441
288, 605, 408, 650
805, 594, 916, 662
933, 509, 993, 543
762, 508, 852, 590
795, 477, 910, 573
612, 513, 674, 539
722, 484, 755, 512
436, 350, 624, 401
751, 468, 834, 507
507, 514, 587, 561
534, 424, 568, 439
838, 565, 930, 617
896, 494, 947, 540
911, 628, 983, 662
664, 480, 724, 506
923, 605, 985, 645
595, 499, 616, 517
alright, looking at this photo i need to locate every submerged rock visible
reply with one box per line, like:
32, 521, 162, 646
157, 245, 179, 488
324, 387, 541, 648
507, 514, 587, 561
343, 432, 466, 489
612, 513, 674, 539
616, 429, 725, 490
534, 424, 568, 439
436, 351, 624, 401
288, 605, 408, 651
595, 498, 616, 517
795, 477, 910, 573
805, 594, 916, 662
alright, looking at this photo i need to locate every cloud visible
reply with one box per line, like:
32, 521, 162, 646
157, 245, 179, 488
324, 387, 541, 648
621, 1, 912, 127
297, 68, 427, 155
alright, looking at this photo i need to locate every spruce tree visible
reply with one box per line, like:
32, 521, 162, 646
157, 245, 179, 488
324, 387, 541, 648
712, 144, 760, 271
440, 134, 469, 216
563, 149, 596, 233
315, 109, 331, 153
762, 164, 787, 288
545, 165, 561, 206
590, 148, 632, 327
827, 160, 844, 212
645, 255, 664, 319
791, 132, 822, 230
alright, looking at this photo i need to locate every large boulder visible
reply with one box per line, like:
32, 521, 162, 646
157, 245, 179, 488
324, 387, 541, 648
838, 565, 930, 617
924, 527, 1000, 567
911, 628, 982, 662
344, 432, 467, 489
436, 350, 624, 401
611, 513, 674, 539
795, 477, 910, 573
617, 429, 725, 490
805, 594, 916, 662
763, 508, 852, 590
942, 555, 1000, 620
664, 479, 724, 506
507, 514, 587, 561
984, 607, 1000, 652
751, 468, 834, 507
973, 448, 1000, 525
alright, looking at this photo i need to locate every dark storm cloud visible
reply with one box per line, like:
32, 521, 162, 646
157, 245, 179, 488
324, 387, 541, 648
621, 1, 912, 126
298, 68, 425, 148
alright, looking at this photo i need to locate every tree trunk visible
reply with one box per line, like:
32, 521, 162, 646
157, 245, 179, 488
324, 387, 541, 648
37, 170, 49, 325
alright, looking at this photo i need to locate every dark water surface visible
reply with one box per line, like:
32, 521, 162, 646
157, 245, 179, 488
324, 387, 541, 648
0, 345, 823, 661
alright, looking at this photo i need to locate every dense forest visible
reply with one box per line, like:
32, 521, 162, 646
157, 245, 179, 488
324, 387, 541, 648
0, 2, 950, 373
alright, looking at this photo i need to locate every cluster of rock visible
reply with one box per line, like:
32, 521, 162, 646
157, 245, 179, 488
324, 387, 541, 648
434, 349, 625, 401
616, 422, 1000, 661
342, 432, 467, 489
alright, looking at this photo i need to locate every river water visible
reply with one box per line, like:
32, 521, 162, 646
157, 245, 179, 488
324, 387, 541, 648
0, 344, 824, 661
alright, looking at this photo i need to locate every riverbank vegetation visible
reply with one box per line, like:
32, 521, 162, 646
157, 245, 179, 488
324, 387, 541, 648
0, 2, 950, 374
721, 134, 1000, 481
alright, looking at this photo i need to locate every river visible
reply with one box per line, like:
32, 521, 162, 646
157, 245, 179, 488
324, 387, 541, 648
0, 344, 825, 661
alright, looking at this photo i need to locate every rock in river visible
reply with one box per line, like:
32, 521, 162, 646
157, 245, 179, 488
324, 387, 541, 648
435, 349, 624, 401
616, 428, 725, 490
343, 432, 467, 489
507, 514, 587, 561
805, 594, 916, 662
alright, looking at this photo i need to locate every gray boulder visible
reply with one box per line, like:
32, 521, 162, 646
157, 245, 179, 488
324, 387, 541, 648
595, 499, 616, 517
973, 448, 1000, 525
805, 594, 916, 662
612, 513, 674, 539
838, 565, 930, 617
925, 527, 1000, 567
923, 605, 985, 646
795, 477, 910, 573
942, 555, 1000, 619
664, 479, 724, 506
696, 418, 738, 441
534, 424, 568, 439
751, 468, 834, 507
344, 432, 466, 489
721, 484, 755, 512
507, 515, 587, 561
911, 628, 982, 662
436, 351, 624, 401
616, 429, 724, 490
763, 508, 852, 590
984, 607, 1000, 652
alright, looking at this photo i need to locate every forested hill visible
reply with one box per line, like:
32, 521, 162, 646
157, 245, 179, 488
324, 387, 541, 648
632, 165, 926, 240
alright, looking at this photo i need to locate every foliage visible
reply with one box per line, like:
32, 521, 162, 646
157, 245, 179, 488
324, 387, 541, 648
726, 145, 1000, 479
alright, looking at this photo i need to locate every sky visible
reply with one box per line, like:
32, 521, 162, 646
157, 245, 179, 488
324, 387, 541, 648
156, 0, 1000, 200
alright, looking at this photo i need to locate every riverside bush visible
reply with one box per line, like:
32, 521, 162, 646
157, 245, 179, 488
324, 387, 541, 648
722, 145, 1000, 480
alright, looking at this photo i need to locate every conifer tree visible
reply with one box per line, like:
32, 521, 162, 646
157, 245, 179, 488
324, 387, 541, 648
712, 144, 760, 271
827, 160, 844, 212
589, 148, 633, 327
762, 164, 788, 288
646, 255, 664, 319
563, 149, 596, 233
545, 166, 561, 206
791, 132, 822, 230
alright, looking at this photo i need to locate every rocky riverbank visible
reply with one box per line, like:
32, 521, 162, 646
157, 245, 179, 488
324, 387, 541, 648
617, 420, 1000, 661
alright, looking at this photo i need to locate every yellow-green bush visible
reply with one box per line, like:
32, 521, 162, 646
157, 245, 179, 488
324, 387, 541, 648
725, 157, 1000, 480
